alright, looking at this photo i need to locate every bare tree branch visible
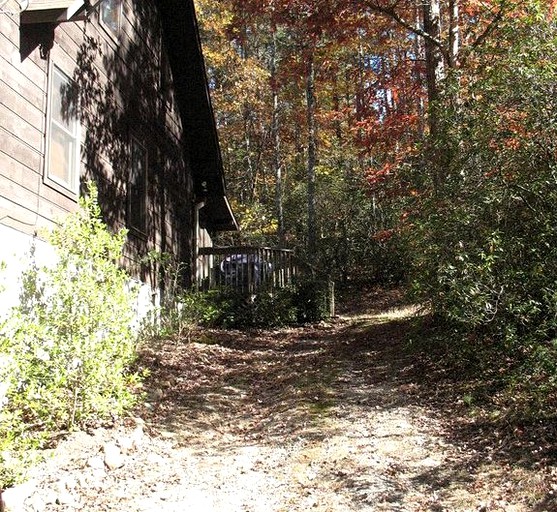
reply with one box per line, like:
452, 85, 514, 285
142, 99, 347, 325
460, 0, 522, 67
360, 1, 451, 64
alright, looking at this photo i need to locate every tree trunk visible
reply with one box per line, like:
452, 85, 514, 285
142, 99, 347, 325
422, 0, 444, 115
414, 2, 427, 138
422, 0, 445, 190
306, 52, 317, 261
448, 0, 460, 68
243, 108, 256, 202
270, 26, 285, 246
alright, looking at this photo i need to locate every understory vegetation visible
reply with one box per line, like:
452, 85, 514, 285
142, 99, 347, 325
150, 276, 334, 340
402, 18, 557, 415
0, 186, 142, 487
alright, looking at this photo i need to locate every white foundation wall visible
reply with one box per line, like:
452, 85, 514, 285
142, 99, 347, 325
0, 224, 158, 329
0, 224, 56, 315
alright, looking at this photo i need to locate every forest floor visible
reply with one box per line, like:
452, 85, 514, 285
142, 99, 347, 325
9, 287, 557, 511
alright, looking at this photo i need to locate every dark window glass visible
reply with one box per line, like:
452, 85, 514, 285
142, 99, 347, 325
129, 138, 147, 232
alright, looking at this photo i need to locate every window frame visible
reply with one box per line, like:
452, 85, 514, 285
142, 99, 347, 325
44, 62, 81, 199
128, 136, 148, 235
99, 0, 123, 41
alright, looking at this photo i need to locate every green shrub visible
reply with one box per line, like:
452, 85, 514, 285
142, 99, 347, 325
0, 183, 141, 487
195, 287, 298, 328
178, 289, 226, 327
175, 279, 331, 329
293, 278, 333, 324
405, 18, 557, 345
157, 278, 332, 331
398, 17, 557, 412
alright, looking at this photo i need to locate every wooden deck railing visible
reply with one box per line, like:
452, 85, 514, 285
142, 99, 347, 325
197, 246, 298, 293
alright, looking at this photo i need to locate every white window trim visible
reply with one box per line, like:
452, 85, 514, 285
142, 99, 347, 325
44, 62, 81, 199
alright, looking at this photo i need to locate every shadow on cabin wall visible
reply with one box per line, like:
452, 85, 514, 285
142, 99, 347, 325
18, 4, 194, 296
20, 22, 56, 61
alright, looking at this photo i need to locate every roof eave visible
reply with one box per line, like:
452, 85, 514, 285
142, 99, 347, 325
22, 0, 87, 23
157, 0, 237, 232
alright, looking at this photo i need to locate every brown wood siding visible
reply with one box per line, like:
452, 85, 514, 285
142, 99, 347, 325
0, 103, 44, 149
1, 4, 20, 43
1, 0, 194, 289
1, 3, 51, 236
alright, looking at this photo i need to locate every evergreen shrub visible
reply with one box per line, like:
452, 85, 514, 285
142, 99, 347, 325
293, 277, 332, 324
402, 17, 557, 411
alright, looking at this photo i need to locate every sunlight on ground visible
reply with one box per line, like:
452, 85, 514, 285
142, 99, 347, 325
340, 304, 424, 323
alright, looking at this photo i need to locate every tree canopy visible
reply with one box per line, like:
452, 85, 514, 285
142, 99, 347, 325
196, 0, 557, 324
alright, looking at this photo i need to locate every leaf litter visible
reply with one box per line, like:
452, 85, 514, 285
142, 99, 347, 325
12, 288, 557, 511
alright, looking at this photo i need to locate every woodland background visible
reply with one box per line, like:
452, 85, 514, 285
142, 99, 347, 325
197, 0, 557, 409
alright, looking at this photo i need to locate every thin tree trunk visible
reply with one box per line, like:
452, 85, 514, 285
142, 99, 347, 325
306, 52, 317, 261
449, 0, 460, 68
270, 26, 285, 246
243, 110, 256, 202
422, 0, 445, 190
355, 36, 366, 174
414, 2, 427, 138
422, 0, 444, 112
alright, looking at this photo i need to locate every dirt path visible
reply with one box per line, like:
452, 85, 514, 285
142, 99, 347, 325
10, 298, 557, 511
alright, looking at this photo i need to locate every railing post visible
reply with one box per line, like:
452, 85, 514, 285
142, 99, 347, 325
328, 279, 335, 317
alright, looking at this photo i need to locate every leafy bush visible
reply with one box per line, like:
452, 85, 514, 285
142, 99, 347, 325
196, 287, 298, 328
162, 278, 332, 331
0, 184, 141, 486
405, 18, 557, 346
395, 16, 557, 414
294, 278, 333, 324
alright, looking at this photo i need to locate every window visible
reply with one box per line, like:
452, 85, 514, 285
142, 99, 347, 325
46, 65, 80, 194
129, 137, 147, 233
100, 0, 122, 39
160, 50, 175, 115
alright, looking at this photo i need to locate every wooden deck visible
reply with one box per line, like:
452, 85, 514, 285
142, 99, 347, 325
197, 246, 298, 293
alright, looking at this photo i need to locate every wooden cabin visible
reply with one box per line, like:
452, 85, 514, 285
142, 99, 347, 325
0, 0, 237, 312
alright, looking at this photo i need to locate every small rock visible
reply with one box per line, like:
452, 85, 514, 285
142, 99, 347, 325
40, 489, 58, 506
117, 435, 135, 455
87, 456, 105, 469
56, 490, 77, 506
1, 481, 37, 512
116, 423, 144, 453
103, 442, 125, 470
152, 388, 164, 400
131, 424, 145, 447
24, 494, 46, 512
